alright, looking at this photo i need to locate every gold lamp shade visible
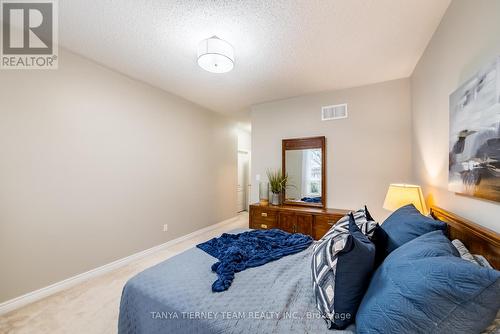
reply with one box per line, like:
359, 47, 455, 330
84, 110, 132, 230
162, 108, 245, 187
383, 184, 428, 214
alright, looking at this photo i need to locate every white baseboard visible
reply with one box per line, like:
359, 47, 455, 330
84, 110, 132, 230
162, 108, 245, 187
0, 215, 241, 316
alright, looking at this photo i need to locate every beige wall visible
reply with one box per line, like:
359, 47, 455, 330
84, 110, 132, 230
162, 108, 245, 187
251, 79, 412, 221
411, 0, 500, 232
0, 49, 237, 303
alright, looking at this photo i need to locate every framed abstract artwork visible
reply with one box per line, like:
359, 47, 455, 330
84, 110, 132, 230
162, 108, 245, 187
449, 56, 500, 203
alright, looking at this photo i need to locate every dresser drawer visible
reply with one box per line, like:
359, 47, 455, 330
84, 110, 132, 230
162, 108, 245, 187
250, 207, 278, 230
313, 214, 344, 240
251, 207, 278, 223
250, 219, 277, 230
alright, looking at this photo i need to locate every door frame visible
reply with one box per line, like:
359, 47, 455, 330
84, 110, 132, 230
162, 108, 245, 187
237, 149, 250, 212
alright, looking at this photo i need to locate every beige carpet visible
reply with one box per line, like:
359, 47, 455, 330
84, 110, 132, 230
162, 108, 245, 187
0, 213, 247, 334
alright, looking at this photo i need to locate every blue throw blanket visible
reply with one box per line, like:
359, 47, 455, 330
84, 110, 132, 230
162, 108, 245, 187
197, 229, 313, 292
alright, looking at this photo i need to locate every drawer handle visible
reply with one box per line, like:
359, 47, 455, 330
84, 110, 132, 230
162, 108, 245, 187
261, 212, 268, 217
260, 224, 268, 229
327, 221, 336, 226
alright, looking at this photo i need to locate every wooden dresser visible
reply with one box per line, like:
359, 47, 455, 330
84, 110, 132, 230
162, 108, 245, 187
249, 203, 350, 240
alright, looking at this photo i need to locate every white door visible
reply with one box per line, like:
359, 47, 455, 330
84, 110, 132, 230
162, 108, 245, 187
237, 151, 249, 212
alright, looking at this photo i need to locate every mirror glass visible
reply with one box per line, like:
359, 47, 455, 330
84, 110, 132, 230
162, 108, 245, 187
285, 148, 322, 204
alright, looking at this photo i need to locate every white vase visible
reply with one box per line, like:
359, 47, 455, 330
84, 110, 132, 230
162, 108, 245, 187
270, 192, 281, 205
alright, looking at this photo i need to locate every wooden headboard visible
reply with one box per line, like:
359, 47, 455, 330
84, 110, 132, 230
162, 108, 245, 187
430, 206, 500, 269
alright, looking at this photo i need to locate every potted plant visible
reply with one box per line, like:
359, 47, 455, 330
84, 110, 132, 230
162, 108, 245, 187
266, 169, 291, 205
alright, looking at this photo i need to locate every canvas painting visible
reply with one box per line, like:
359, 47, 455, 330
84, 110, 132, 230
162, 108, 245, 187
449, 56, 500, 202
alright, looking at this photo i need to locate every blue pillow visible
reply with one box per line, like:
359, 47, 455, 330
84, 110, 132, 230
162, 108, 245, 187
311, 213, 376, 329
370, 223, 388, 268
363, 205, 389, 267
381, 204, 446, 253
356, 230, 500, 334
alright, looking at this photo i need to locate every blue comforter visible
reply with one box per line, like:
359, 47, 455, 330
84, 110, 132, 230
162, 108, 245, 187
197, 229, 313, 292
118, 229, 357, 334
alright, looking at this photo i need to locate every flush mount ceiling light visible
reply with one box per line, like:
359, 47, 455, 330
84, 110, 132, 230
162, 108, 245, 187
197, 36, 234, 73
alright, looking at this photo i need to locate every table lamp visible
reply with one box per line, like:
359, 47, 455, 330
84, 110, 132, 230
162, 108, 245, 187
383, 184, 428, 214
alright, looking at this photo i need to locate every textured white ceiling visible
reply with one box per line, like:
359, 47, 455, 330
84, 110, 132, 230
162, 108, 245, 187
59, 0, 450, 115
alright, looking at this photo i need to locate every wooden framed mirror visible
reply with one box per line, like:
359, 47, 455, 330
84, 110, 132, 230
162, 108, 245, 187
282, 136, 326, 208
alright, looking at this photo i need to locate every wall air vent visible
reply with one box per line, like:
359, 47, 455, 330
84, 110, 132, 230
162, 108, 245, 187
321, 103, 348, 121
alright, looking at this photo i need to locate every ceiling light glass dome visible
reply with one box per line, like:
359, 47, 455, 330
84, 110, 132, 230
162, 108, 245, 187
197, 36, 234, 73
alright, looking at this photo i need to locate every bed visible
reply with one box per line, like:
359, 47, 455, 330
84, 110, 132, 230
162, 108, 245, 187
118, 227, 354, 333
118, 206, 500, 334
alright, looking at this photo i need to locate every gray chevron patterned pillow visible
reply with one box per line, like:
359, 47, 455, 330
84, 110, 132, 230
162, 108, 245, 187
312, 209, 376, 329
